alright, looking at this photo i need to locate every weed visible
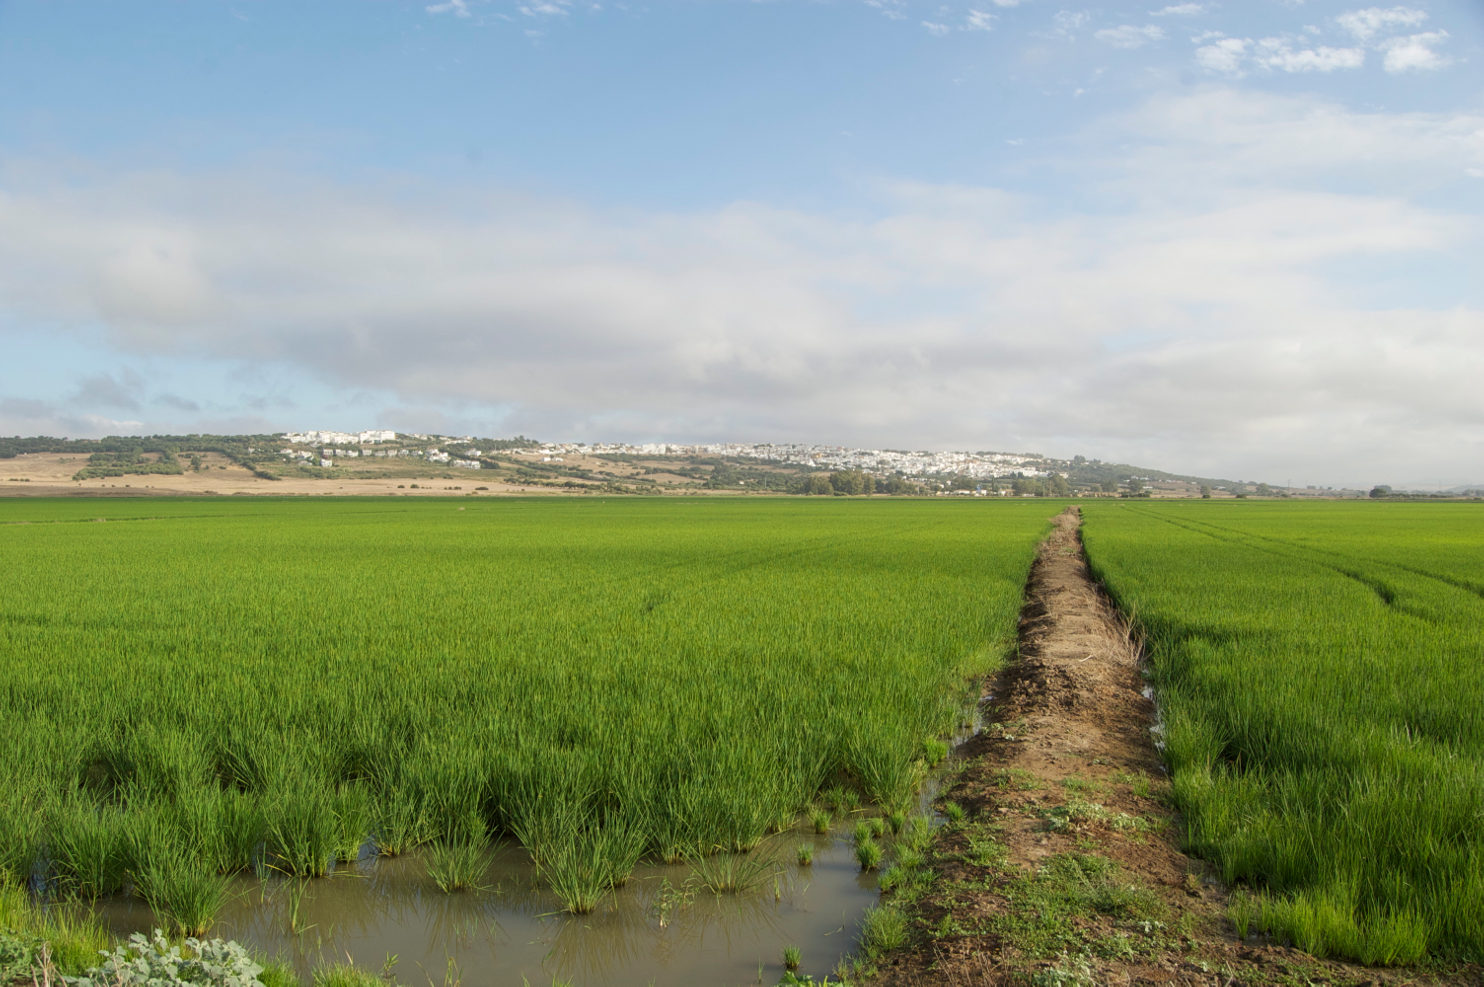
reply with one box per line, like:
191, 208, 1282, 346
859, 904, 908, 956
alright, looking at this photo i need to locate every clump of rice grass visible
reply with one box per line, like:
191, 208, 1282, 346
331, 785, 373, 864
426, 840, 491, 894
809, 809, 831, 834
373, 794, 431, 857
514, 801, 644, 914
859, 903, 909, 956
688, 846, 783, 896
266, 780, 337, 878
940, 800, 966, 825
886, 808, 907, 835
796, 844, 813, 866
133, 852, 235, 937
922, 738, 949, 768
312, 962, 385, 987
855, 838, 883, 871
783, 944, 802, 971
48, 799, 132, 900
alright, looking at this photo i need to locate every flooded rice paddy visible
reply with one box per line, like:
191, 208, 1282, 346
94, 818, 884, 985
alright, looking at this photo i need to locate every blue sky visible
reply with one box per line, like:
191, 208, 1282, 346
1, 1, 1480, 487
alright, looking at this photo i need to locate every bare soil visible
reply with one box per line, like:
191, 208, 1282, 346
867, 507, 1464, 986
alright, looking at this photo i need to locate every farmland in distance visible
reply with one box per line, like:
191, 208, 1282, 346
0, 497, 1050, 950
1082, 501, 1484, 966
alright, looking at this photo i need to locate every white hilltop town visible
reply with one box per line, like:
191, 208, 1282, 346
534, 441, 1052, 481
277, 431, 1054, 482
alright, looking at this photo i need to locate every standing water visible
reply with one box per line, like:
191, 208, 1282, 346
95, 822, 878, 986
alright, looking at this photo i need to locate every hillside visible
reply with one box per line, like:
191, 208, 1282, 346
0, 432, 1348, 499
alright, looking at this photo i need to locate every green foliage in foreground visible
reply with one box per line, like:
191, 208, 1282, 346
1083, 501, 1484, 964
0, 497, 1048, 927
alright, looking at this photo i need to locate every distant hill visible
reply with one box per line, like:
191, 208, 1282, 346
0, 432, 1365, 499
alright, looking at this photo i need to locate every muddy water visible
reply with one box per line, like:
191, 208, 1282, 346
97, 823, 880, 986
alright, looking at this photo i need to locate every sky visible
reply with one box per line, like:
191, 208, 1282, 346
1, 1, 1480, 489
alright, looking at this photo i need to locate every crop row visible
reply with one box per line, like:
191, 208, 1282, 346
1082, 501, 1484, 965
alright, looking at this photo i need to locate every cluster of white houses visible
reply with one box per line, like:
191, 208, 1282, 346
534, 441, 1052, 481
281, 429, 397, 445
279, 431, 483, 470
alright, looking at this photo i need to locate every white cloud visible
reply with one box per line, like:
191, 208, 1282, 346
1252, 37, 1365, 72
1336, 6, 1427, 42
1197, 34, 1364, 75
519, 0, 570, 16
864, 0, 908, 21
1049, 10, 1090, 39
425, 0, 471, 16
964, 9, 996, 31
922, 20, 950, 35
2, 90, 1480, 485
1094, 24, 1166, 48
1195, 36, 1248, 75
1381, 30, 1451, 73
1151, 3, 1208, 14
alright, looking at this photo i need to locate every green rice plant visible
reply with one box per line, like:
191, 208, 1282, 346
854, 838, 882, 871
940, 801, 966, 825
426, 840, 491, 894
1084, 500, 1484, 963
898, 814, 931, 850
265, 780, 337, 879
0, 799, 40, 886
373, 791, 431, 857
48, 799, 131, 900
514, 800, 645, 913
796, 843, 813, 866
783, 944, 802, 970
311, 962, 385, 987
0, 497, 1050, 947
133, 851, 235, 937
687, 846, 784, 896
859, 903, 909, 956
886, 808, 906, 835
331, 785, 373, 863
809, 809, 831, 834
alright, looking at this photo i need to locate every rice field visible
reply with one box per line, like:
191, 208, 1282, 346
1082, 500, 1484, 965
0, 496, 1050, 943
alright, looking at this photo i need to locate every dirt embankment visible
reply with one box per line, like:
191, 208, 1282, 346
869, 507, 1444, 986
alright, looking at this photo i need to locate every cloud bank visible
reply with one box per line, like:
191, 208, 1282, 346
1, 88, 1481, 488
